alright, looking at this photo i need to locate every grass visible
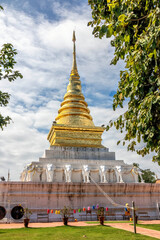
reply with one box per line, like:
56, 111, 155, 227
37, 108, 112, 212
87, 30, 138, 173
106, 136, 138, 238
0, 225, 158, 240
85, 221, 132, 224
137, 224, 160, 231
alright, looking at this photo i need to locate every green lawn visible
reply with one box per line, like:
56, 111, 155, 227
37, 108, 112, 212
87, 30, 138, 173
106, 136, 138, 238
86, 221, 132, 224
137, 224, 160, 231
0, 226, 158, 240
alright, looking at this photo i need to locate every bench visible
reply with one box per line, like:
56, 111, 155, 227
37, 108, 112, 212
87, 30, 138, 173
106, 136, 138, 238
79, 212, 97, 221
37, 213, 49, 222
138, 212, 150, 220
105, 213, 116, 220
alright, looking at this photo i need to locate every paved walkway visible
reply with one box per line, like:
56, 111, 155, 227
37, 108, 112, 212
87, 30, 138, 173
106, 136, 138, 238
106, 221, 160, 239
0, 221, 96, 229
0, 220, 160, 239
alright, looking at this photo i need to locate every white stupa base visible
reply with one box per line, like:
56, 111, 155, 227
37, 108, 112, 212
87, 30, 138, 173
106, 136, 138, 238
20, 146, 139, 183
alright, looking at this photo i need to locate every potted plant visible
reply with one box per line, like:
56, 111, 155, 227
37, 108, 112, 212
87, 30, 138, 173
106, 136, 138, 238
60, 206, 71, 225
97, 207, 105, 225
23, 207, 32, 228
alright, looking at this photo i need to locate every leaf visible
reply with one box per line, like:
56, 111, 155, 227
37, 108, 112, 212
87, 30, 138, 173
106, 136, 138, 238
119, 93, 122, 100
148, 53, 153, 58
117, 140, 121, 145
106, 24, 113, 38
106, 125, 110, 131
101, 25, 107, 33
87, 21, 93, 26
124, 35, 130, 43
118, 14, 126, 23
99, 25, 107, 38
155, 66, 158, 72
153, 49, 156, 60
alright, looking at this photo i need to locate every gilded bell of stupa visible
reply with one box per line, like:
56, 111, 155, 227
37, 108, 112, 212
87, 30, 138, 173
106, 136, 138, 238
48, 31, 105, 148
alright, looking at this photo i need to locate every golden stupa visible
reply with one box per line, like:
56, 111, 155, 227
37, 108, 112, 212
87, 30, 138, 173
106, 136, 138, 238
48, 31, 105, 148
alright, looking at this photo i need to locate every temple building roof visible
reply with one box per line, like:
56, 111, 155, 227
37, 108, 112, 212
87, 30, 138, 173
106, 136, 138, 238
47, 31, 105, 148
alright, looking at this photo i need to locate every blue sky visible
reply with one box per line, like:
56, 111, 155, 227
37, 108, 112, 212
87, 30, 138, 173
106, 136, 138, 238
0, 0, 159, 180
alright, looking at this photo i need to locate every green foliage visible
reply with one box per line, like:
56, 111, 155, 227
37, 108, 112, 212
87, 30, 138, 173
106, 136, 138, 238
0, 6, 23, 130
133, 163, 156, 183
60, 206, 72, 218
141, 169, 156, 183
88, 0, 160, 164
22, 207, 32, 219
97, 206, 104, 217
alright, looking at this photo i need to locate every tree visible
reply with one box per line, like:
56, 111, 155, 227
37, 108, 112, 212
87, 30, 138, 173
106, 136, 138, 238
0, 5, 23, 130
142, 169, 157, 183
88, 0, 160, 164
133, 163, 156, 183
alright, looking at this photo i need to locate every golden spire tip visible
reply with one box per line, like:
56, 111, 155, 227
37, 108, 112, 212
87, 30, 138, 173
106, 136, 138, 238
72, 30, 76, 42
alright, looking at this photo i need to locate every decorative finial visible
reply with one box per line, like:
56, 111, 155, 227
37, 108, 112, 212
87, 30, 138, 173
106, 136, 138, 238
72, 30, 76, 42
71, 30, 79, 76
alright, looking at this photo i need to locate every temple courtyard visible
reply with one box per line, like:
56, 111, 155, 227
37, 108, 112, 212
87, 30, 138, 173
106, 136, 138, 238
0, 220, 160, 239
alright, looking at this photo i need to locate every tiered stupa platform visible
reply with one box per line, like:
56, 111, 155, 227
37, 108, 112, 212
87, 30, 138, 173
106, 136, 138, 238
20, 146, 137, 183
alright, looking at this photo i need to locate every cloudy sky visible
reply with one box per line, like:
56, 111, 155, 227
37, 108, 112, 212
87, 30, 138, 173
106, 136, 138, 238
0, 0, 159, 181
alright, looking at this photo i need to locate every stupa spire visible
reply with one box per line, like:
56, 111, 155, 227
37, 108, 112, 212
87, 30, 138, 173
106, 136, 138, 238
54, 31, 94, 126
71, 30, 79, 76
47, 32, 105, 148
